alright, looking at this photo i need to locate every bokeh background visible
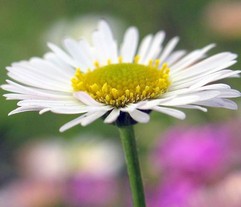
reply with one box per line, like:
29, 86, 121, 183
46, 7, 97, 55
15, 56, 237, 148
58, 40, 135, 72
0, 0, 241, 206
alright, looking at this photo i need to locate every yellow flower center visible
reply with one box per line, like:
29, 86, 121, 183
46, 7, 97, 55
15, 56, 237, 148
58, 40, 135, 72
71, 57, 170, 107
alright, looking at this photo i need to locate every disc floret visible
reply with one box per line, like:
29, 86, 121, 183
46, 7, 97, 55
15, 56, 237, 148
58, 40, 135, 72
72, 57, 170, 107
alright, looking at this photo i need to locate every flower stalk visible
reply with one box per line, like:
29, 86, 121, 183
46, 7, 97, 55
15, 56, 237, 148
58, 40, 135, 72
118, 125, 146, 207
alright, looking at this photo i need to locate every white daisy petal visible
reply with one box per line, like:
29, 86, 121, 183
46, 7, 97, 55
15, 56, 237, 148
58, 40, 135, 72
98, 20, 118, 62
172, 52, 237, 81
164, 84, 233, 98
59, 113, 88, 132
80, 110, 109, 126
104, 108, 120, 123
98, 20, 113, 41
120, 27, 139, 62
18, 99, 82, 108
29, 57, 73, 79
7, 61, 71, 89
128, 110, 150, 123
137, 100, 163, 110
170, 44, 216, 73
137, 34, 153, 63
197, 98, 238, 110
74, 92, 104, 106
159, 37, 179, 64
63, 38, 93, 70
39, 108, 51, 114
142, 31, 165, 63
160, 91, 220, 106
198, 83, 231, 90
152, 106, 186, 119
43, 52, 75, 75
2, 80, 72, 99
217, 89, 241, 98
48, 42, 78, 67
92, 31, 109, 64
190, 70, 241, 89
60, 110, 109, 131
78, 40, 96, 66
9, 106, 43, 115
165, 50, 186, 66
171, 69, 241, 90
7, 71, 71, 92
120, 102, 147, 113
177, 105, 208, 112
49, 106, 97, 114
4, 94, 31, 100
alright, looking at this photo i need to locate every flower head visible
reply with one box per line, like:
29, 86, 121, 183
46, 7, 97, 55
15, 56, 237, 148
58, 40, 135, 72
2, 20, 240, 131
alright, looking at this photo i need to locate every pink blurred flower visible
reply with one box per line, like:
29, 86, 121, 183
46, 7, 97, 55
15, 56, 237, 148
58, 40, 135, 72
65, 174, 118, 207
153, 125, 230, 181
148, 178, 200, 207
149, 120, 241, 207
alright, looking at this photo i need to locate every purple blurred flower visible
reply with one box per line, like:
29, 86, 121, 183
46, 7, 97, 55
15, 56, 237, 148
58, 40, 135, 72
65, 174, 118, 207
148, 178, 200, 207
153, 125, 230, 180
148, 121, 241, 207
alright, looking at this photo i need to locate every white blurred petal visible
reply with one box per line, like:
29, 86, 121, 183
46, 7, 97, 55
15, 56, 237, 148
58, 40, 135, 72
152, 106, 186, 119
120, 27, 139, 62
104, 108, 120, 123
74, 92, 104, 106
129, 110, 150, 123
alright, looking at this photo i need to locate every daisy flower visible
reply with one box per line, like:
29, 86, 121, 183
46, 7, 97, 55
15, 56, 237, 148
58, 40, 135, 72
2, 20, 240, 132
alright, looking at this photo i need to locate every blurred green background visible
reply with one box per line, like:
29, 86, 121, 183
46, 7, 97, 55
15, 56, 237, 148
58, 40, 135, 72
0, 0, 240, 206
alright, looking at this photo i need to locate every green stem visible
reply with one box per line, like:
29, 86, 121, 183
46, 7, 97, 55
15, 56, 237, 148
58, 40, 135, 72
118, 125, 146, 207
